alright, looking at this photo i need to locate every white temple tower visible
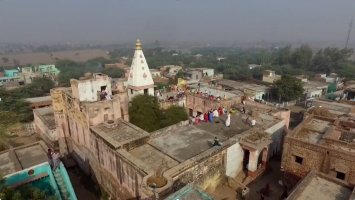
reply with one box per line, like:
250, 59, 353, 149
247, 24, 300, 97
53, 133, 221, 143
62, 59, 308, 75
127, 40, 155, 101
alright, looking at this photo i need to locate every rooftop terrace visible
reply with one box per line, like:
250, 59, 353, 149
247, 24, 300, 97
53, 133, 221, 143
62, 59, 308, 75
90, 120, 150, 149
287, 172, 354, 200
0, 141, 48, 176
129, 110, 279, 170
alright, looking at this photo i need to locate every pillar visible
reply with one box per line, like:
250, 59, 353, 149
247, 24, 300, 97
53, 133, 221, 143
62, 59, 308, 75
261, 148, 269, 169
247, 150, 259, 178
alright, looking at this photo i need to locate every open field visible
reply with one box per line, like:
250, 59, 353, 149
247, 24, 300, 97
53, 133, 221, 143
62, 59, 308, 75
0, 49, 110, 66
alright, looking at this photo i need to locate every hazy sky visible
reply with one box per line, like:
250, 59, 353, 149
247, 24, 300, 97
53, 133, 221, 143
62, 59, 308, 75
1, 0, 355, 44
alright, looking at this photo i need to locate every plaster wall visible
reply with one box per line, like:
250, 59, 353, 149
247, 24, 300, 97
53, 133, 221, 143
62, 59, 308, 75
265, 119, 286, 158
201, 69, 214, 77
226, 143, 244, 177
306, 89, 322, 98
85, 99, 122, 126
128, 87, 154, 101
248, 150, 259, 172
67, 133, 149, 200
71, 77, 112, 102
160, 98, 186, 110
33, 112, 57, 146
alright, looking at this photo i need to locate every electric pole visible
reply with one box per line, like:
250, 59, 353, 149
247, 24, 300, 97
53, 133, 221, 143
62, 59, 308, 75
346, 19, 353, 48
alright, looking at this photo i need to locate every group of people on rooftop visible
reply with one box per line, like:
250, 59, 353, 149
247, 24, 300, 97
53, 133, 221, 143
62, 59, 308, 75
189, 107, 229, 126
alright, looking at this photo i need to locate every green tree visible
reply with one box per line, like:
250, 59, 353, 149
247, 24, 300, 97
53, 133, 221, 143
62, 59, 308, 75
30, 77, 55, 94
175, 69, 184, 79
273, 75, 305, 101
129, 95, 163, 132
2, 57, 9, 64
129, 95, 188, 132
161, 106, 188, 127
102, 68, 125, 78
275, 45, 292, 65
290, 45, 313, 70
13, 59, 20, 66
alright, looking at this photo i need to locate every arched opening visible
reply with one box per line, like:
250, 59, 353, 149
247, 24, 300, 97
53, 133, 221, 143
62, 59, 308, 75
262, 94, 265, 100
243, 150, 250, 170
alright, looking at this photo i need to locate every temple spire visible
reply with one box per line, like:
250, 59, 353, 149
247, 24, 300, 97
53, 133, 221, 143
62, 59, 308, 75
136, 39, 142, 50
127, 40, 155, 101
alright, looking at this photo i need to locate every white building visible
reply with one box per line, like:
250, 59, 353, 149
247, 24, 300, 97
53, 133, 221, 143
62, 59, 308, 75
127, 40, 155, 101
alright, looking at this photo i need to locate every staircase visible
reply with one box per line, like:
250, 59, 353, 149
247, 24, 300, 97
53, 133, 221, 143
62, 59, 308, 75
53, 170, 71, 200
236, 170, 248, 183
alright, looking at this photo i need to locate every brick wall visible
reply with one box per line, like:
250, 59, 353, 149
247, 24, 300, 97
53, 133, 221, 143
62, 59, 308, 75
282, 137, 355, 186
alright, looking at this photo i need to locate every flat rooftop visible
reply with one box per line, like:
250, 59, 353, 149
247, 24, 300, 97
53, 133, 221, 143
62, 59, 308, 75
296, 128, 324, 144
165, 184, 214, 200
189, 86, 239, 99
26, 96, 52, 103
35, 107, 56, 129
287, 172, 353, 200
129, 144, 179, 171
0, 141, 48, 176
217, 79, 270, 91
90, 120, 150, 149
306, 118, 332, 133
140, 112, 277, 163
311, 99, 352, 115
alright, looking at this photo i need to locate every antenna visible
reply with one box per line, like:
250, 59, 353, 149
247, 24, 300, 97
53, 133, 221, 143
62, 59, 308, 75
346, 19, 353, 48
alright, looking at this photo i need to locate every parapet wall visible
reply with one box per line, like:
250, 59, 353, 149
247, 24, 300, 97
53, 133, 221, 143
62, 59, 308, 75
282, 136, 355, 187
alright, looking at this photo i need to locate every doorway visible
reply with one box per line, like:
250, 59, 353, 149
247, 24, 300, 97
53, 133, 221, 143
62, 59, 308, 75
243, 150, 250, 170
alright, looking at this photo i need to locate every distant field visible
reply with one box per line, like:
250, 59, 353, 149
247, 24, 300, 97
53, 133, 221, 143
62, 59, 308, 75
0, 49, 110, 66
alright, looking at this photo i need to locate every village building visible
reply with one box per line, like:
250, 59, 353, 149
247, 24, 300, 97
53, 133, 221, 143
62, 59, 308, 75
0, 141, 49, 176
42, 40, 292, 199
0, 141, 77, 199
216, 79, 275, 101
287, 171, 355, 200
281, 106, 355, 188
262, 70, 281, 84
150, 69, 161, 77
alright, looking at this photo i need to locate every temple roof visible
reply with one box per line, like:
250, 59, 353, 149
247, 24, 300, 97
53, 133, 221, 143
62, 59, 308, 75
127, 40, 154, 88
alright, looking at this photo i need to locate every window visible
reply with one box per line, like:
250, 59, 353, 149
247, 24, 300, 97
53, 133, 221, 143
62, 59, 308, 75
131, 89, 133, 94
295, 156, 303, 164
336, 171, 346, 180
144, 89, 148, 95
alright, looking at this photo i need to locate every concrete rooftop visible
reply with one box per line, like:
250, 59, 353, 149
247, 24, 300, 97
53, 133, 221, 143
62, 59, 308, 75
129, 144, 179, 171
35, 107, 56, 129
287, 172, 353, 200
145, 112, 277, 163
91, 120, 150, 149
0, 141, 48, 176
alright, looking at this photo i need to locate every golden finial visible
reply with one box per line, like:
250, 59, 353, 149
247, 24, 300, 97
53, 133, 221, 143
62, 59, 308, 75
136, 39, 142, 50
